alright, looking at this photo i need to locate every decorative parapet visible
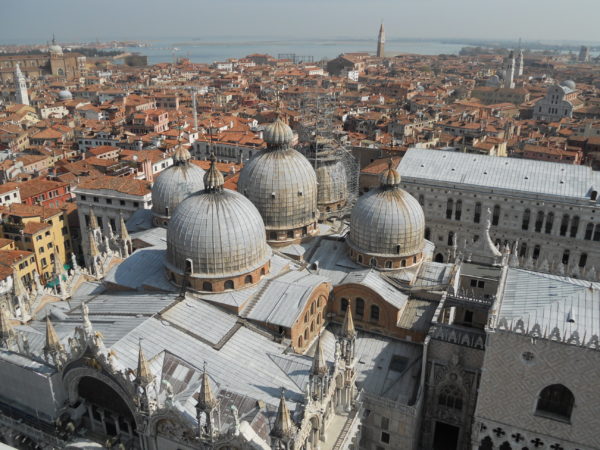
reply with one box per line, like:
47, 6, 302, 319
429, 322, 486, 350
492, 317, 600, 351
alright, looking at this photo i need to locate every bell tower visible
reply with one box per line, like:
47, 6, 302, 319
377, 22, 385, 58
14, 64, 29, 106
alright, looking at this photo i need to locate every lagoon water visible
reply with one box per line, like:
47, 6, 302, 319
120, 37, 466, 64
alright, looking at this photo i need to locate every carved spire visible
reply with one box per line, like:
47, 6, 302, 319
311, 335, 327, 376
0, 306, 15, 344
119, 214, 130, 242
88, 209, 99, 230
44, 316, 63, 354
271, 388, 295, 440
136, 338, 153, 387
88, 230, 99, 258
342, 306, 356, 339
197, 362, 218, 411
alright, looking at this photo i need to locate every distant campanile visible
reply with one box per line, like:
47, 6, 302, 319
377, 23, 385, 58
14, 63, 29, 106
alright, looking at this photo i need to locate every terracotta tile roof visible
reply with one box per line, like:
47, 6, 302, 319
76, 175, 151, 196
0, 203, 62, 220
0, 249, 33, 267
16, 178, 69, 199
23, 221, 51, 234
361, 156, 402, 175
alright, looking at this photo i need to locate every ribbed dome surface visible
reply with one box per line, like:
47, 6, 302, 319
152, 164, 205, 218
238, 148, 319, 230
167, 189, 271, 277
348, 186, 425, 257
316, 161, 347, 205
263, 118, 294, 146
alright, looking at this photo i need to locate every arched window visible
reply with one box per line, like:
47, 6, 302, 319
579, 253, 587, 268
533, 245, 541, 260
492, 205, 501, 226
224, 280, 234, 290
438, 384, 463, 410
316, 313, 321, 325
310, 302, 315, 315
370, 305, 380, 321
562, 250, 570, 265
545, 212, 554, 234
385, 261, 392, 269
535, 211, 545, 232
355, 298, 365, 317
269, 231, 277, 240
559, 214, 569, 236
585, 223, 594, 240
425, 227, 431, 240
185, 258, 193, 274
447, 231, 454, 246
358, 255, 363, 264
244, 275, 253, 284
521, 209, 531, 230
287, 230, 295, 238
310, 321, 314, 332
260, 267, 266, 276
570, 216, 579, 238
592, 190, 598, 201
418, 194, 424, 206
435, 253, 444, 263
304, 329, 309, 340
370, 258, 377, 267
536, 384, 574, 420
341, 298, 349, 312
304, 313, 308, 323
396, 244, 401, 254
474, 202, 481, 223
594, 225, 600, 242
298, 336, 303, 348
401, 259, 406, 267
455, 200, 462, 220
446, 199, 453, 219
202, 282, 212, 292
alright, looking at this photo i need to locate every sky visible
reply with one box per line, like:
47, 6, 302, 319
1, 0, 599, 44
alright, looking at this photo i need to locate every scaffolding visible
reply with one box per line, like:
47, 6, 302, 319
292, 91, 359, 222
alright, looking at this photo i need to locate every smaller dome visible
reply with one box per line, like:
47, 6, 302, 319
58, 89, 72, 100
173, 145, 191, 164
263, 117, 294, 146
561, 80, 576, 90
380, 160, 401, 188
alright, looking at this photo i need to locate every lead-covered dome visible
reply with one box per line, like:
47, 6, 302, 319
348, 162, 425, 269
166, 156, 271, 292
152, 146, 205, 227
238, 117, 319, 245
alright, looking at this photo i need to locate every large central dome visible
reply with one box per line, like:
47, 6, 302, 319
166, 156, 271, 292
152, 146, 205, 227
238, 117, 319, 246
348, 162, 425, 270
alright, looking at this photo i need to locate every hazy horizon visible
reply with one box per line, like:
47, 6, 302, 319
2, 0, 600, 45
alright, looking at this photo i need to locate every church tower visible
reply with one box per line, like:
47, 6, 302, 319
14, 64, 29, 106
376, 23, 385, 58
504, 51, 515, 89
516, 49, 524, 77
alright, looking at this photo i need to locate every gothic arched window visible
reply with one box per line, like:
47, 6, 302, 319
536, 384, 574, 420
559, 214, 569, 236
446, 199, 454, 219
438, 384, 463, 410
535, 211, 545, 232
492, 205, 501, 226
545, 212, 554, 234
570, 215, 579, 237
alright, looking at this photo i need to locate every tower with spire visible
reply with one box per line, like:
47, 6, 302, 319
196, 363, 219, 442
503, 51, 515, 89
376, 23, 385, 58
13, 63, 29, 106
270, 388, 296, 450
